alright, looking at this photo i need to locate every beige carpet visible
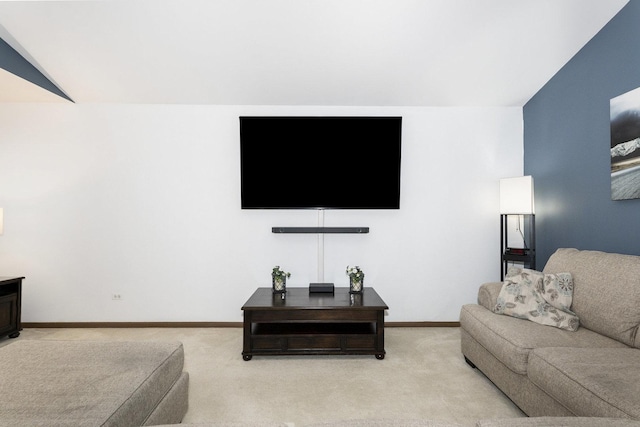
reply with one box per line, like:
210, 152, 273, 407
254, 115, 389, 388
2, 327, 524, 426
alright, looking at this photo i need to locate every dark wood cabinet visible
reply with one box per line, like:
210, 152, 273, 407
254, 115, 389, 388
0, 276, 24, 339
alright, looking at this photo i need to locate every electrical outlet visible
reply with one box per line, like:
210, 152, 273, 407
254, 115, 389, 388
112, 294, 123, 300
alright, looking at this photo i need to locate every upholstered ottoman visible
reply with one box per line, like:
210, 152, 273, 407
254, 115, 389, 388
0, 340, 188, 426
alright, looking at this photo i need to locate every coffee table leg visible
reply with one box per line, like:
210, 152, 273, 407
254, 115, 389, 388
242, 311, 252, 361
376, 310, 385, 360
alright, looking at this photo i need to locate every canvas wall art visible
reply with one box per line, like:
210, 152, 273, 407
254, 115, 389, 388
610, 87, 640, 200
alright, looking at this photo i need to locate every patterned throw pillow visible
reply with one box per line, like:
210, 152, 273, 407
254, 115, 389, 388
495, 268, 579, 331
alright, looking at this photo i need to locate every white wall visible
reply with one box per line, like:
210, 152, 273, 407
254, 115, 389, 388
0, 104, 523, 322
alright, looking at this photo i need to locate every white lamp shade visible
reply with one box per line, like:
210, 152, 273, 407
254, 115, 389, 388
500, 176, 535, 214
0, 208, 3, 235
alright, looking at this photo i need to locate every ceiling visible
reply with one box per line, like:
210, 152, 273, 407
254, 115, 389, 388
0, 0, 629, 106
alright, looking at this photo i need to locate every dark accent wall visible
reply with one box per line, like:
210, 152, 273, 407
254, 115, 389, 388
524, 0, 640, 266
0, 37, 73, 102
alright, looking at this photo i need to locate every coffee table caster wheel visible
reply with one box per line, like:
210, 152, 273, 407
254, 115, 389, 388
375, 353, 385, 360
243, 355, 252, 361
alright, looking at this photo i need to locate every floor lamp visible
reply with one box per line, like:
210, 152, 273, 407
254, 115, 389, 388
499, 176, 535, 280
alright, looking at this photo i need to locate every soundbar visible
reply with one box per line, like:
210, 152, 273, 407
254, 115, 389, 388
272, 227, 369, 234
309, 283, 335, 293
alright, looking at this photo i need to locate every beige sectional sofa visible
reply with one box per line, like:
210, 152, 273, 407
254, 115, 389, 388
164, 417, 640, 426
460, 248, 640, 419
0, 340, 188, 426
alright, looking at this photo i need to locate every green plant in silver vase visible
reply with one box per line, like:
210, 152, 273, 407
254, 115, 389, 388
272, 266, 291, 293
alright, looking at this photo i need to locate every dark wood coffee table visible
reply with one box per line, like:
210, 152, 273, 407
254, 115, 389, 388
241, 287, 388, 360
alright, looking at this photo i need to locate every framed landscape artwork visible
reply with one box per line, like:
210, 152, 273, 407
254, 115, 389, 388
610, 87, 640, 200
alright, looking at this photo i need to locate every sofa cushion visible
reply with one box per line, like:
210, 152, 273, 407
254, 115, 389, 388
543, 248, 640, 348
460, 304, 627, 375
0, 340, 186, 427
528, 347, 640, 419
495, 269, 579, 331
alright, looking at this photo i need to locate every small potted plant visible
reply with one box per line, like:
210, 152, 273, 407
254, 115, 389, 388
346, 265, 365, 294
272, 266, 291, 294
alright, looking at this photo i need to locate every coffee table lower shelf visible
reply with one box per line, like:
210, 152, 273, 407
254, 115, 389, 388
242, 322, 385, 360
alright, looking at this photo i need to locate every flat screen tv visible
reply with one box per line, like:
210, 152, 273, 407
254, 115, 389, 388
240, 116, 402, 209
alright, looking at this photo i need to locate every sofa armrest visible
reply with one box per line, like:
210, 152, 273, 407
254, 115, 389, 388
477, 282, 503, 312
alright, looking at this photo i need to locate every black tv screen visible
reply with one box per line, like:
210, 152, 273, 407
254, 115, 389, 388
240, 116, 402, 209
